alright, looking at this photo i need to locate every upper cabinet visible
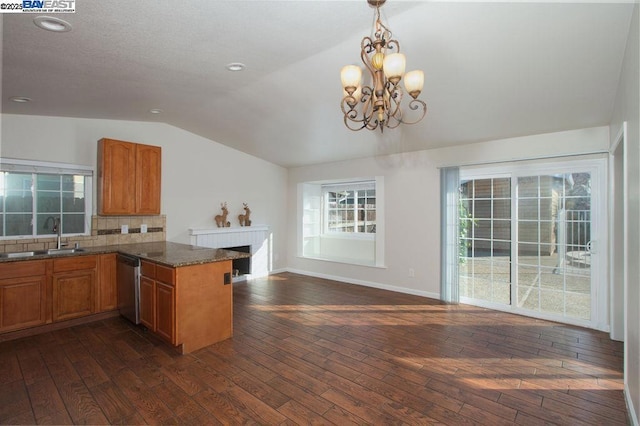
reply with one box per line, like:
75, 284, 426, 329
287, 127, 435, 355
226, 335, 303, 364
98, 138, 161, 215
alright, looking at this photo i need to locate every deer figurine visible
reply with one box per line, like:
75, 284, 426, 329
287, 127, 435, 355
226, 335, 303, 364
214, 202, 230, 227
238, 203, 251, 227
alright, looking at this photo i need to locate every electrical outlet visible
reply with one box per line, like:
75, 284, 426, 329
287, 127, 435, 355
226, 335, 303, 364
121, 224, 129, 234
408, 268, 415, 278
140, 224, 147, 233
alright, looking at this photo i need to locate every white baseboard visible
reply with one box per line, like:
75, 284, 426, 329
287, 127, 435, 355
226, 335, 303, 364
283, 268, 440, 300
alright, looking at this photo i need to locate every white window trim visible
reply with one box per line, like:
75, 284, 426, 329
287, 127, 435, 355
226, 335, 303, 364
298, 176, 385, 268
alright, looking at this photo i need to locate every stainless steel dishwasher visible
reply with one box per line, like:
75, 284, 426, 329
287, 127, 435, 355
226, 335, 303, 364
117, 253, 141, 324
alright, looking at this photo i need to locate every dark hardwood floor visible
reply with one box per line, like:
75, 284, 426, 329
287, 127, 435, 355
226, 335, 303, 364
0, 272, 628, 425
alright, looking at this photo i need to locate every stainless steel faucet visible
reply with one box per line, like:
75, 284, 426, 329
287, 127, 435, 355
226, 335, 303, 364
52, 217, 67, 250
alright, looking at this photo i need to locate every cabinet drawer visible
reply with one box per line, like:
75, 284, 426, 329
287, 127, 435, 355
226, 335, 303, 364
140, 260, 156, 278
156, 264, 175, 285
53, 255, 97, 273
0, 260, 47, 280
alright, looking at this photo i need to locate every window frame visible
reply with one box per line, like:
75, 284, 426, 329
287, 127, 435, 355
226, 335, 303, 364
322, 181, 376, 240
298, 176, 385, 268
0, 158, 93, 240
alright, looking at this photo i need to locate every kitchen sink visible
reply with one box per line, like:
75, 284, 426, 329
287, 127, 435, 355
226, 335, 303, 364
45, 248, 86, 255
0, 248, 86, 259
0, 251, 37, 259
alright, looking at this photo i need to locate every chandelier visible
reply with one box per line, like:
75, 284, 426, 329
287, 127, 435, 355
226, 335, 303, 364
340, 0, 426, 132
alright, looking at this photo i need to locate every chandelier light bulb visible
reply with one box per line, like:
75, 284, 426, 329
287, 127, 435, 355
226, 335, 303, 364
341, 65, 362, 94
383, 53, 406, 84
404, 70, 424, 99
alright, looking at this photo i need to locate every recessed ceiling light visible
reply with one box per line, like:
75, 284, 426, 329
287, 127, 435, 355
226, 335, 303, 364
33, 16, 72, 32
9, 96, 32, 103
149, 109, 163, 114
226, 63, 246, 72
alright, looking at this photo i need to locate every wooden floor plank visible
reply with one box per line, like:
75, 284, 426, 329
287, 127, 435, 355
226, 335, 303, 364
0, 272, 628, 425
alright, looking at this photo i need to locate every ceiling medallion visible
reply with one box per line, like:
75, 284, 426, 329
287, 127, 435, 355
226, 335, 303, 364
340, 0, 426, 132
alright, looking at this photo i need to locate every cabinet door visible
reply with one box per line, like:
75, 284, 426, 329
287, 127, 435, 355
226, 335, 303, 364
0, 276, 47, 332
135, 143, 161, 214
98, 254, 117, 312
52, 270, 96, 322
98, 138, 136, 215
155, 281, 175, 343
139, 275, 156, 330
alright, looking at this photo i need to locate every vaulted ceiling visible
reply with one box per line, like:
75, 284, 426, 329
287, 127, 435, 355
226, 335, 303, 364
1, 1, 635, 167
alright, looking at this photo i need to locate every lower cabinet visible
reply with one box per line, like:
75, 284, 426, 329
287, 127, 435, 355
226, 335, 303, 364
98, 254, 118, 312
139, 259, 231, 353
0, 260, 48, 333
52, 256, 97, 322
139, 275, 156, 330
155, 281, 175, 342
0, 253, 119, 336
140, 260, 175, 344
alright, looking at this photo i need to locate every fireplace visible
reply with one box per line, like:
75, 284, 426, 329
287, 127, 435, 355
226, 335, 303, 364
225, 245, 251, 277
189, 225, 269, 280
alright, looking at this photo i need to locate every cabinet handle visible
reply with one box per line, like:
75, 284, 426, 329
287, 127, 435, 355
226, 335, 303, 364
224, 272, 231, 285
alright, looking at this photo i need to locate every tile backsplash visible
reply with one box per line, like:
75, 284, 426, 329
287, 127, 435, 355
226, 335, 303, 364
0, 215, 166, 253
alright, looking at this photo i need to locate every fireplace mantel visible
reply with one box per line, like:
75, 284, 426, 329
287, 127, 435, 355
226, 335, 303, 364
189, 225, 269, 236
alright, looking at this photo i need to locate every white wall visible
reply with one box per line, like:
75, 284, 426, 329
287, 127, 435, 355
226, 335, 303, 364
0, 114, 288, 272
287, 126, 610, 298
610, 4, 640, 423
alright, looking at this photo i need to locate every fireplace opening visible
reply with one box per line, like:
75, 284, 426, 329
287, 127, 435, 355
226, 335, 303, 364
225, 245, 251, 277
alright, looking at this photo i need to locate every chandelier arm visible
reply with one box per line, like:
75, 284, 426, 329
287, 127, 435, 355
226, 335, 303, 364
386, 84, 403, 119
398, 99, 427, 125
361, 36, 375, 54
386, 108, 403, 129
386, 39, 400, 54
360, 39, 377, 77
360, 86, 375, 122
343, 115, 368, 131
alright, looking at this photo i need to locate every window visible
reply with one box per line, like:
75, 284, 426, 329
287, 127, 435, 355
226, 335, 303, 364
324, 182, 376, 236
0, 159, 92, 238
299, 177, 384, 267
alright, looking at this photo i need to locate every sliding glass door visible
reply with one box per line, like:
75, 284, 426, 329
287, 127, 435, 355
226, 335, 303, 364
458, 158, 607, 330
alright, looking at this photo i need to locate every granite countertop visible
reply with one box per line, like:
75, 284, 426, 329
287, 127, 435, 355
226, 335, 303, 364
0, 241, 249, 268
114, 241, 250, 267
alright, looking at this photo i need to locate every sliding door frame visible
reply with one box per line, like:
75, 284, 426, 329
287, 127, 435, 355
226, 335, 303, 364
459, 156, 609, 331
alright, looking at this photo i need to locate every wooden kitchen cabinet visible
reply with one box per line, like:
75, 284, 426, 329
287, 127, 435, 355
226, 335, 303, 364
52, 256, 97, 322
98, 254, 117, 312
139, 259, 232, 353
155, 282, 175, 343
139, 275, 156, 330
97, 138, 161, 215
135, 143, 162, 215
0, 260, 48, 333
175, 260, 232, 353
139, 260, 175, 343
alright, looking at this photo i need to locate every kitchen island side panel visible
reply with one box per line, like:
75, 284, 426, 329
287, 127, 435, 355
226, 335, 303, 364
175, 260, 233, 353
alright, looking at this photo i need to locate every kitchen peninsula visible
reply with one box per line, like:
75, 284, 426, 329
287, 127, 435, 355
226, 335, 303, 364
0, 241, 249, 354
